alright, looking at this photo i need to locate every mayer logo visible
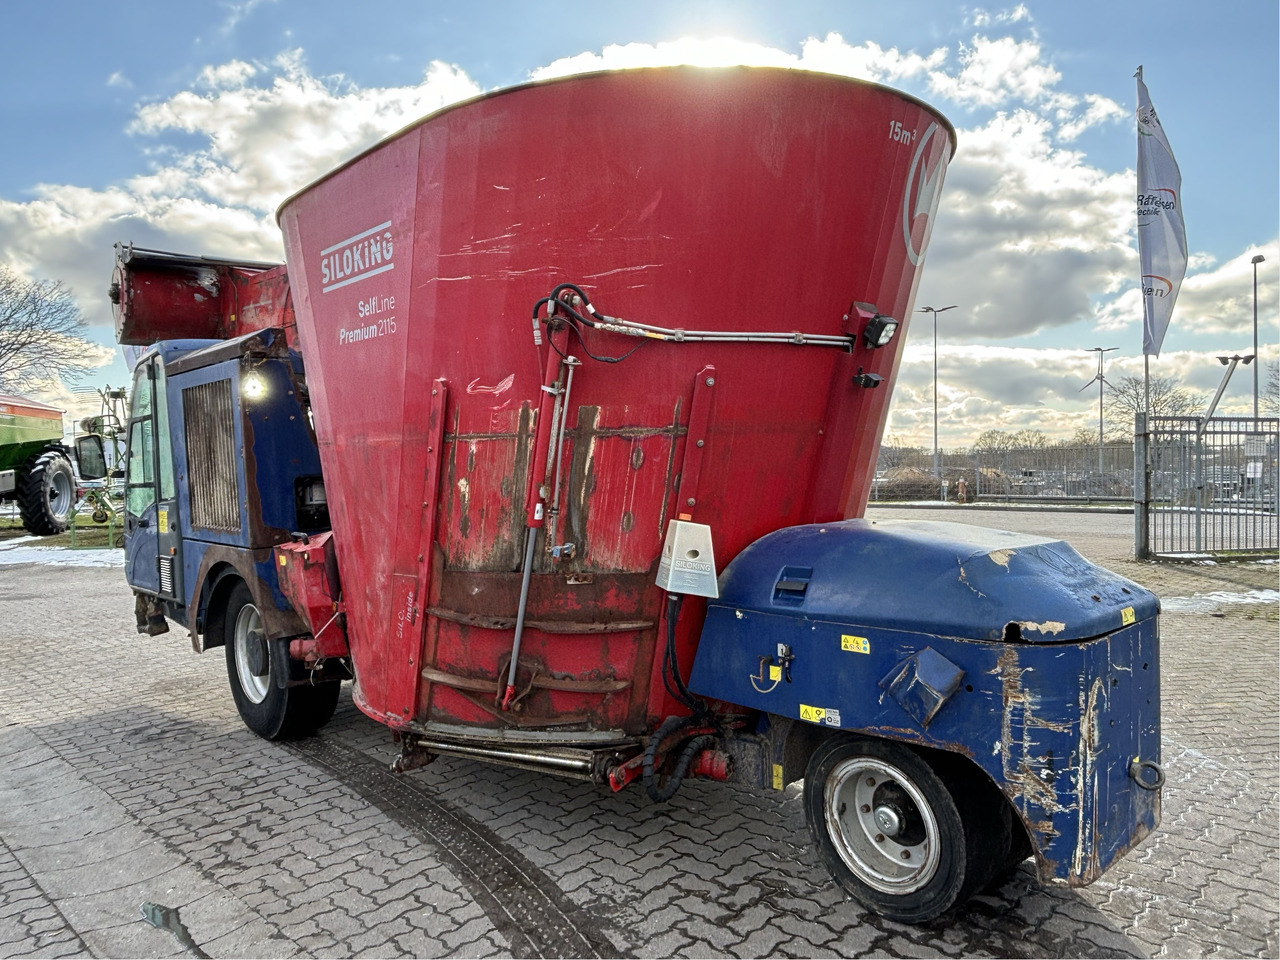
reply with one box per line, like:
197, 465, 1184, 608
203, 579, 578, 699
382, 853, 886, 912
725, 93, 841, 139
320, 221, 394, 293
1142, 274, 1173, 298
902, 122, 949, 266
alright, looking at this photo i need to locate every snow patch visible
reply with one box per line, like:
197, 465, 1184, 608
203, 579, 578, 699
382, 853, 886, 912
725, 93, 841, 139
1161, 589, 1279, 613
0, 543, 124, 567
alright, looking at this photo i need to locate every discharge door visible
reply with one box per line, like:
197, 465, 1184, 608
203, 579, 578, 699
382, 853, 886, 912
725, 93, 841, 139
123, 356, 181, 601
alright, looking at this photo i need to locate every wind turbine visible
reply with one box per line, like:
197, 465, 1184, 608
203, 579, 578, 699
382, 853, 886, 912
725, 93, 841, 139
1081, 347, 1118, 477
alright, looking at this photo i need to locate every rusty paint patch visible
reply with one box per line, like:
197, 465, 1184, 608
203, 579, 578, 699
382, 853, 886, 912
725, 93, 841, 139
989, 548, 1015, 569
1019, 619, 1066, 636
956, 564, 986, 598
456, 477, 472, 539
1072, 675, 1106, 879
465, 373, 515, 397
993, 645, 1076, 865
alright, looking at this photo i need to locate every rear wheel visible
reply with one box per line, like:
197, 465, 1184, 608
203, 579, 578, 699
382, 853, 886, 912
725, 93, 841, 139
804, 736, 1002, 923
17, 450, 74, 535
222, 582, 340, 740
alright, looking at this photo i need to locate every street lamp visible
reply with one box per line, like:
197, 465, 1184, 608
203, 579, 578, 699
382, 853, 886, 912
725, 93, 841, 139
919, 305, 957, 478
1252, 254, 1266, 420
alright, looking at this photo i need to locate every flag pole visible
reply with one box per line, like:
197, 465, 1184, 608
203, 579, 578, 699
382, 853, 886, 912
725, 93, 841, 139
1137, 66, 1150, 420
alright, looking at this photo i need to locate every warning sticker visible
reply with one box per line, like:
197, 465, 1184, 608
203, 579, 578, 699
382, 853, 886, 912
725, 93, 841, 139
157, 509, 168, 534
768, 665, 782, 682
800, 705, 842, 727
841, 635, 870, 654
1121, 606, 1136, 626
772, 763, 784, 790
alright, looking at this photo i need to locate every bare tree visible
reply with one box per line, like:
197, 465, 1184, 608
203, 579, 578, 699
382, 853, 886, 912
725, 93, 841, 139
972, 429, 1015, 454
1010, 428, 1050, 450
877, 434, 924, 471
1104, 375, 1205, 438
0, 264, 97, 393
1066, 425, 1103, 447
1264, 361, 1279, 417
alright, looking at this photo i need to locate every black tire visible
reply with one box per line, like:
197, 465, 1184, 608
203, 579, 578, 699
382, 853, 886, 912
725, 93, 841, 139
984, 808, 1034, 891
17, 450, 75, 535
803, 736, 1002, 924
222, 581, 340, 740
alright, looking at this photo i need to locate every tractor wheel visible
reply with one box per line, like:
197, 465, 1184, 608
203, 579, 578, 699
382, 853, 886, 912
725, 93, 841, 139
17, 450, 75, 535
804, 736, 1003, 923
223, 581, 340, 740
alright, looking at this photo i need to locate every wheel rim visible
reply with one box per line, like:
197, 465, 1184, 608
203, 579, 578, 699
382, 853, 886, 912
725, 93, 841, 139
233, 603, 271, 704
48, 471, 73, 519
823, 756, 941, 894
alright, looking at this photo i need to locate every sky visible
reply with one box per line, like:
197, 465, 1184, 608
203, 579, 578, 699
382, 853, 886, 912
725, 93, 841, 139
1, 0, 1276, 449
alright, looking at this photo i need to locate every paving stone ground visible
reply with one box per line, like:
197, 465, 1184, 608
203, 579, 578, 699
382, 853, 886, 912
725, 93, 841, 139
0, 509, 1276, 958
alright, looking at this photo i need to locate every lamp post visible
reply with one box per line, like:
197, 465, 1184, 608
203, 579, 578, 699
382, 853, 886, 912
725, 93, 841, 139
1252, 254, 1266, 420
919, 305, 957, 478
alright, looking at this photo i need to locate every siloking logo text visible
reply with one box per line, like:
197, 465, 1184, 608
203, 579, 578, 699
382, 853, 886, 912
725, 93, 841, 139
320, 221, 394, 293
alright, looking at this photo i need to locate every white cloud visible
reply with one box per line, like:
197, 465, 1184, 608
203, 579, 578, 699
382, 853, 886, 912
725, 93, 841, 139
0, 52, 480, 329
106, 71, 131, 89
128, 51, 480, 212
196, 59, 258, 89
916, 109, 1135, 337
885, 339, 1280, 446
532, 38, 796, 79
970, 5, 1032, 28
887, 343, 1104, 446
218, 0, 276, 35
1174, 244, 1279, 337
797, 35, 948, 82
1094, 243, 1278, 337
531, 34, 948, 84
929, 36, 1067, 111
1057, 93, 1126, 141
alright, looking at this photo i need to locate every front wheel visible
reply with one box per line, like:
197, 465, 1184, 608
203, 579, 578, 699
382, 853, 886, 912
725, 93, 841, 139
17, 450, 75, 535
804, 736, 1000, 923
223, 582, 340, 740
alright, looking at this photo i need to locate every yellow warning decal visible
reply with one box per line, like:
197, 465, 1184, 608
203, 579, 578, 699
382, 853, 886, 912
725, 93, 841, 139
768, 665, 782, 682
772, 763, 784, 790
800, 704, 826, 724
279, 555, 288, 567
157, 509, 168, 534
841, 635, 870, 654
1121, 606, 1136, 626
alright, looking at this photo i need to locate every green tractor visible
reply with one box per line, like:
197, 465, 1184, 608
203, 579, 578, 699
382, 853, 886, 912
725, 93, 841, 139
0, 391, 108, 535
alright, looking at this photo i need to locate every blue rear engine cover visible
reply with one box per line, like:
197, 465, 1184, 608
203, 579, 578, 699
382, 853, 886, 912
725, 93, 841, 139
688, 519, 1161, 885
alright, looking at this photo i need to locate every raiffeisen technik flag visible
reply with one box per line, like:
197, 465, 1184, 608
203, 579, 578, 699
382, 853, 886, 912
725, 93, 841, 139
1136, 66, 1187, 357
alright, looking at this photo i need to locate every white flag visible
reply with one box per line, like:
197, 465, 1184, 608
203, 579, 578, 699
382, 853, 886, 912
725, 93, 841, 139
1136, 66, 1187, 356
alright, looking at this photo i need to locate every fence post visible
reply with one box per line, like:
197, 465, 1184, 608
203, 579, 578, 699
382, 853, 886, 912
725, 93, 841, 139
1195, 420, 1205, 553
1134, 412, 1149, 560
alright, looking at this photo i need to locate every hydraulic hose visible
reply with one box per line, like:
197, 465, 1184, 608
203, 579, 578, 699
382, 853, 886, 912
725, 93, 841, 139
642, 715, 716, 803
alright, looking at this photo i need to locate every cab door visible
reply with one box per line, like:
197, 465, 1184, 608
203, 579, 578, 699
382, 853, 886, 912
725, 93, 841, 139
124, 356, 181, 602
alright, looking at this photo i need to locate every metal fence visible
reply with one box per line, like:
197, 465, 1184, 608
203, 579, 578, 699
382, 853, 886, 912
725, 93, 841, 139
873, 442, 1134, 503
1135, 414, 1280, 558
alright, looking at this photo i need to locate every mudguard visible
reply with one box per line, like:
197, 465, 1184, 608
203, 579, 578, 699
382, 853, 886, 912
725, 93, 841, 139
688, 519, 1161, 885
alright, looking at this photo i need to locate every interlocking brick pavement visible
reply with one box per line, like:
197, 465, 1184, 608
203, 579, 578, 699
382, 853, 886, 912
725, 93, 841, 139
0, 510, 1276, 958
